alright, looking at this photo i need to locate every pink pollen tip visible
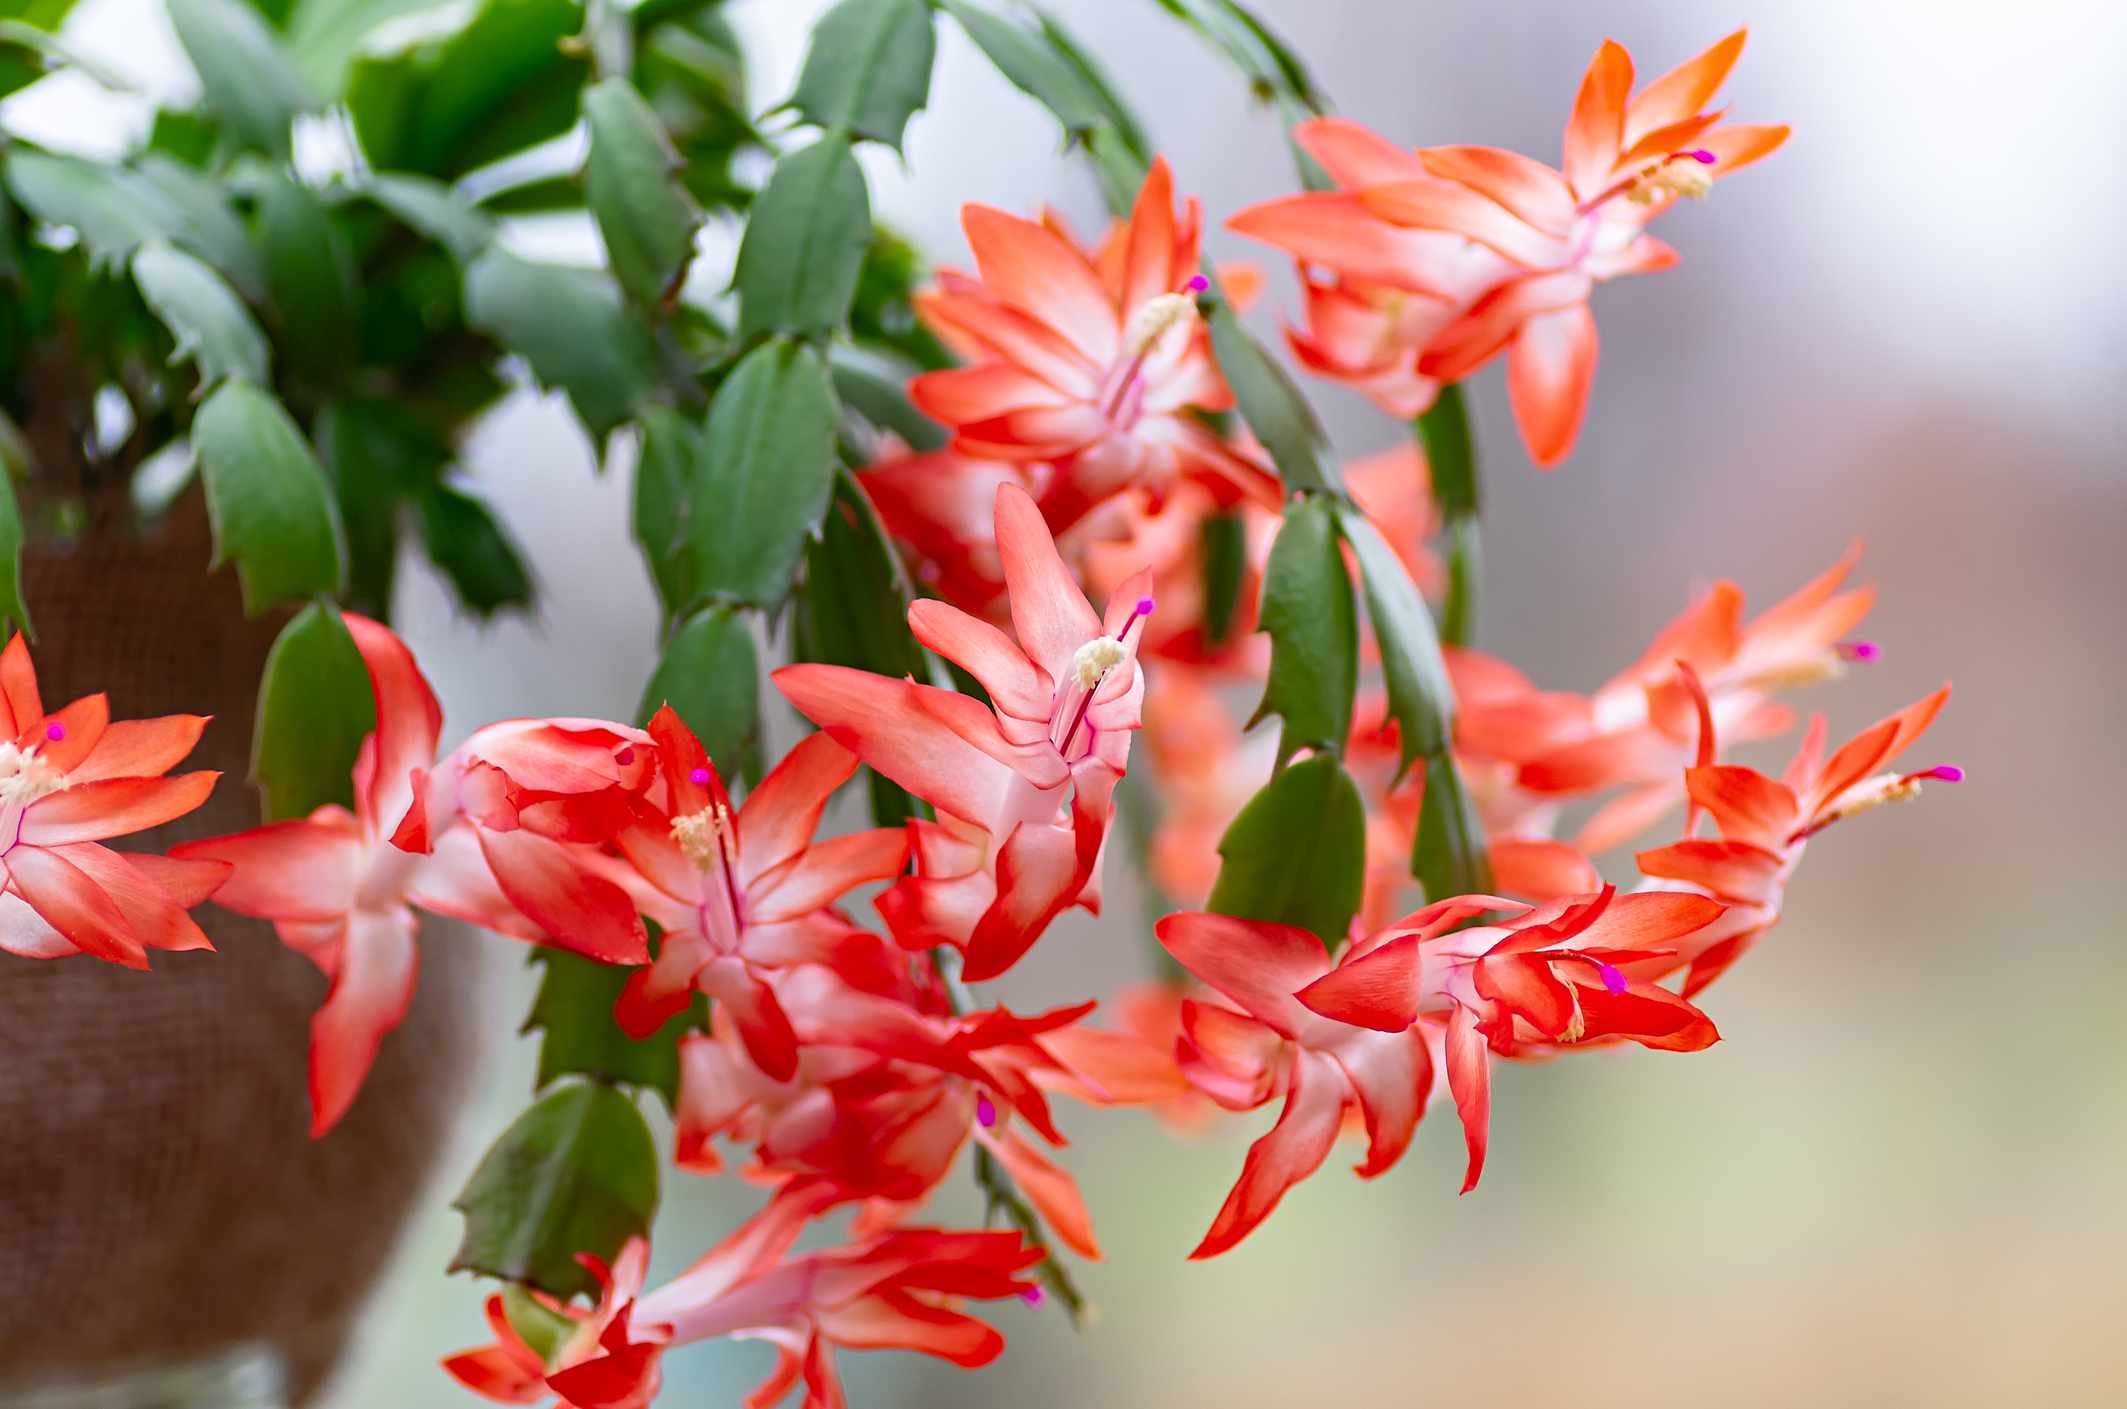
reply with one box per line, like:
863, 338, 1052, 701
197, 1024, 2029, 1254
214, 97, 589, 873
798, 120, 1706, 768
689, 767, 711, 786
1597, 962, 1629, 996
976, 1095, 997, 1128
1022, 1285, 1045, 1306
1689, 148, 1718, 164
1185, 274, 1209, 293
1838, 640, 1881, 663
44, 722, 65, 742
1922, 765, 1965, 783
1134, 596, 1157, 618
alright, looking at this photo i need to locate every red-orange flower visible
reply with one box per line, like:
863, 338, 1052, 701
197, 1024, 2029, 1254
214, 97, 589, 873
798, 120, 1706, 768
1232, 31, 1787, 465
909, 158, 1276, 531
0, 633, 227, 967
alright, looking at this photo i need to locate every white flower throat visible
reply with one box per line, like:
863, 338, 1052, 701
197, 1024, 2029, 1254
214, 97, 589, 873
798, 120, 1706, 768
0, 741, 64, 809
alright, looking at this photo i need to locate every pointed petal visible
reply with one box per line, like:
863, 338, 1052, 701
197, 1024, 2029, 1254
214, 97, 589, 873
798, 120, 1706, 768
1624, 29, 1747, 146
961, 817, 1081, 982
0, 633, 41, 735
170, 815, 364, 922
1295, 933, 1421, 1033
700, 957, 799, 1082
1443, 1004, 1491, 1193
1563, 38, 1634, 196
342, 613, 443, 832
981, 1126, 1100, 1259
309, 907, 418, 1135
775, 665, 1016, 831
906, 601, 1052, 723
29, 693, 108, 771
1418, 145, 1576, 235
1228, 192, 1462, 296
1292, 115, 1427, 186
1506, 302, 1599, 468
50, 842, 217, 952
477, 826, 649, 964
962, 204, 1120, 362
66, 714, 210, 783
1333, 1028, 1431, 1178
1119, 156, 1181, 315
747, 827, 910, 926
4, 843, 146, 967
1189, 1048, 1344, 1258
1697, 123, 1790, 177
1155, 911, 1329, 1036
19, 771, 220, 846
996, 482, 1102, 683
736, 730, 860, 887
1359, 180, 1565, 269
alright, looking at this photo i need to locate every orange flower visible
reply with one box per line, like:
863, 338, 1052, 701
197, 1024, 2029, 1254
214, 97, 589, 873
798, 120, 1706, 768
1232, 31, 1787, 465
910, 158, 1277, 532
0, 634, 227, 968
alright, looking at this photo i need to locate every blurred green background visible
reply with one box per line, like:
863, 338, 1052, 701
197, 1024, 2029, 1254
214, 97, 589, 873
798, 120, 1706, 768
14, 0, 2124, 1402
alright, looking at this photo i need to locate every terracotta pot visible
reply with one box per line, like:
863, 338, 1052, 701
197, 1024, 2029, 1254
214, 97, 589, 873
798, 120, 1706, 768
0, 496, 483, 1402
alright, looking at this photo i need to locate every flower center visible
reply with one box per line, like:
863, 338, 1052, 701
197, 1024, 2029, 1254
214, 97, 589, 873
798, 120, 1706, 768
1789, 764, 1965, 845
1580, 149, 1719, 215
0, 741, 65, 809
1100, 275, 1210, 425
1069, 638, 1127, 690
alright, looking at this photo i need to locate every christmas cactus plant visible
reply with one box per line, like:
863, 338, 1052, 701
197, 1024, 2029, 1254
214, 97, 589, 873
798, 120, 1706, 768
0, 2, 1963, 1405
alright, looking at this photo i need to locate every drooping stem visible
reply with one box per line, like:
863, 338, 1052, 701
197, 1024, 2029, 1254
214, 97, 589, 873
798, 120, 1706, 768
1418, 383, 1481, 648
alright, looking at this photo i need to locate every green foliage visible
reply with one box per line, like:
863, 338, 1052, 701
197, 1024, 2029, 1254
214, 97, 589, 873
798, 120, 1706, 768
3, 151, 169, 270
450, 1079, 660, 1301
1337, 504, 1451, 776
1207, 753, 1367, 951
526, 949, 701, 1110
792, 471, 930, 828
346, 0, 588, 178
1197, 508, 1247, 649
131, 241, 271, 390
167, 0, 315, 156
583, 76, 702, 310
1413, 750, 1492, 902
360, 174, 496, 264
0, 469, 27, 639
1417, 383, 1481, 646
132, 156, 267, 299
1251, 496, 1355, 764
684, 338, 838, 610
831, 360, 943, 452
632, 406, 701, 618
734, 135, 870, 343
1151, 0, 1330, 188
315, 398, 450, 617
256, 173, 359, 384
789, 0, 935, 149
192, 381, 347, 614
463, 248, 655, 441
251, 601, 374, 821
938, 0, 1106, 139
1200, 275, 1337, 494
417, 482, 533, 616
638, 603, 761, 785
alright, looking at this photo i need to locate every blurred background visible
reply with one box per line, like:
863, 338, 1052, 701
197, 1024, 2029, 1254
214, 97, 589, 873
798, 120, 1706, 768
10, 0, 2127, 1403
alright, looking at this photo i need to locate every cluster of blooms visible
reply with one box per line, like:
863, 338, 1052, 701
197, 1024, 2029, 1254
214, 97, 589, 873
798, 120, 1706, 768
5, 29, 1965, 1409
